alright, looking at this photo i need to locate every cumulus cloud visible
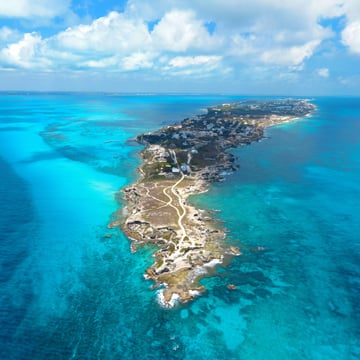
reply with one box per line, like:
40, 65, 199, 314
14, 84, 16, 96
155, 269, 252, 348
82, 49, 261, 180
80, 56, 119, 69
122, 52, 154, 71
260, 40, 321, 66
317, 67, 330, 77
0, 9, 223, 73
161, 55, 229, 78
0, 0, 71, 19
127, 0, 344, 24
54, 11, 151, 54
0, 0, 356, 81
51, 8, 220, 58
0, 33, 49, 69
127, 0, 340, 66
168, 55, 221, 68
343, 0, 360, 21
0, 27, 22, 46
342, 21, 360, 54
151, 10, 221, 52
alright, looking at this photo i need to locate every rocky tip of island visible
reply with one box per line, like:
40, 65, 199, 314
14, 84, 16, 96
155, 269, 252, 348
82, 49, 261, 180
117, 99, 315, 308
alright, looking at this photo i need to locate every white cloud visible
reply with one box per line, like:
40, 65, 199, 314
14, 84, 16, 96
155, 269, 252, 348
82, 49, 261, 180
229, 34, 258, 57
126, 0, 344, 33
340, 0, 360, 55
0, 9, 221, 74
122, 52, 154, 71
317, 67, 330, 77
127, 0, 340, 66
0, 27, 22, 46
54, 11, 151, 54
53, 9, 219, 56
0, 32, 51, 69
0, 0, 71, 19
0, 27, 18, 41
343, 0, 360, 21
81, 57, 119, 69
163, 55, 229, 78
260, 40, 321, 66
342, 21, 360, 54
0, 0, 356, 81
151, 10, 220, 52
168, 55, 221, 68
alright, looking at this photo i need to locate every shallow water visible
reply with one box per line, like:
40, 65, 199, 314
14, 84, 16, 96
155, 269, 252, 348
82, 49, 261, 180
0, 94, 359, 359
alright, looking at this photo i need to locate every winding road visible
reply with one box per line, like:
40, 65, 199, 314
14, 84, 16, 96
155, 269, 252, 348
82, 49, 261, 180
135, 148, 193, 259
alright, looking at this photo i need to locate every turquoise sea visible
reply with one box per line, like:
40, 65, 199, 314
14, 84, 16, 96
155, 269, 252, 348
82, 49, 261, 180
0, 93, 359, 359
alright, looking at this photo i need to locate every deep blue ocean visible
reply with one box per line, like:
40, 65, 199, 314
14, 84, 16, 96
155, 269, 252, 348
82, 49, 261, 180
0, 93, 359, 359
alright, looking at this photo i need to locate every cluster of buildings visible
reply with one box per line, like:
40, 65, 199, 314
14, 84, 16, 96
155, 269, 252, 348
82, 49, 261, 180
138, 99, 315, 180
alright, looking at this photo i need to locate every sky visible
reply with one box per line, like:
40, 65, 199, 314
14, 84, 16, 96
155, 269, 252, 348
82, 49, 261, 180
0, 0, 360, 95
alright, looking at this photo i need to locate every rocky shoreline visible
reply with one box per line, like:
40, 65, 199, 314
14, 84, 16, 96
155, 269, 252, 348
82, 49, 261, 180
116, 99, 315, 307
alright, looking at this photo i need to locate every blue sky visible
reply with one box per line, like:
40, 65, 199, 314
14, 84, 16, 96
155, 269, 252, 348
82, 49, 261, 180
0, 0, 360, 94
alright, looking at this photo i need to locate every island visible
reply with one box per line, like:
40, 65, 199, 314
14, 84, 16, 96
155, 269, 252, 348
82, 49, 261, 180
112, 99, 315, 307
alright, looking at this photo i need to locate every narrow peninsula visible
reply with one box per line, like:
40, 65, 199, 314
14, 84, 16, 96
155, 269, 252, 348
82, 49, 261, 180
116, 99, 315, 307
